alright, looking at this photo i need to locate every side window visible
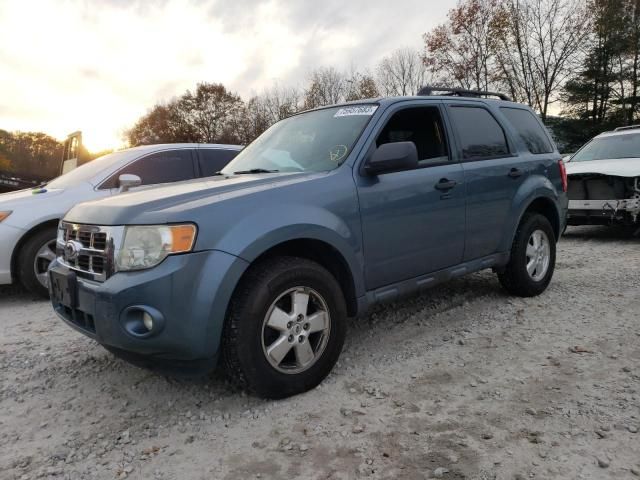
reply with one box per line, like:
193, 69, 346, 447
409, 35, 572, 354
376, 106, 449, 166
198, 149, 239, 177
449, 106, 509, 160
500, 107, 553, 154
101, 150, 194, 189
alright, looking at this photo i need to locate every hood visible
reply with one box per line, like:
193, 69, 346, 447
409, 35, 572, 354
566, 157, 640, 177
64, 172, 318, 225
0, 186, 66, 209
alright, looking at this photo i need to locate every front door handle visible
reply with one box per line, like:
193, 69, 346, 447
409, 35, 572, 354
435, 178, 457, 191
508, 168, 523, 178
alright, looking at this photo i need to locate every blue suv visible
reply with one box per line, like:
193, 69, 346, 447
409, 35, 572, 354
49, 88, 568, 398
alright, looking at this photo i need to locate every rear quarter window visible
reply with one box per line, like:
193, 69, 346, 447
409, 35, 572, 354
500, 107, 553, 154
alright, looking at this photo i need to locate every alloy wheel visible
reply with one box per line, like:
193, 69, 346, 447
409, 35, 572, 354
525, 229, 550, 281
33, 239, 57, 289
261, 286, 331, 374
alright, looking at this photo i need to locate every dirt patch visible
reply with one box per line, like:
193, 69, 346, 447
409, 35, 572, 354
1, 226, 639, 479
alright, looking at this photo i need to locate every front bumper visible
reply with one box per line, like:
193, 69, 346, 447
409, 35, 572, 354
567, 198, 640, 225
0, 222, 24, 285
49, 249, 249, 365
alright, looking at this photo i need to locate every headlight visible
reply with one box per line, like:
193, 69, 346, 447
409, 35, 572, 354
0, 211, 12, 223
116, 224, 197, 271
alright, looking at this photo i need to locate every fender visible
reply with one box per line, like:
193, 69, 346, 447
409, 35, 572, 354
211, 204, 366, 299
499, 173, 562, 252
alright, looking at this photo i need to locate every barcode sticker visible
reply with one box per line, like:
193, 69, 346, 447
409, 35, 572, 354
334, 105, 378, 117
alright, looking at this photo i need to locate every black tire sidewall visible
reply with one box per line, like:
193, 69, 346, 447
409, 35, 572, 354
17, 227, 57, 298
225, 258, 347, 398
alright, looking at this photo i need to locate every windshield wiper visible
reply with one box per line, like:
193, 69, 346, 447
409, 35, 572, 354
233, 168, 280, 174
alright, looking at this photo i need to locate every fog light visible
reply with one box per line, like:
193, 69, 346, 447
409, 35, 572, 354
143, 311, 154, 331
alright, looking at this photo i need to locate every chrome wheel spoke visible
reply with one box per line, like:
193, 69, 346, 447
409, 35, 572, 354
531, 232, 541, 248
294, 340, 314, 367
38, 247, 56, 263
526, 259, 537, 276
306, 311, 329, 334
526, 242, 536, 258
36, 271, 49, 287
267, 307, 291, 331
292, 291, 310, 317
266, 335, 293, 365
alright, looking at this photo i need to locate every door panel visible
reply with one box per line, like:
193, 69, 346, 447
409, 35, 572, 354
357, 164, 466, 289
445, 103, 525, 260
461, 157, 528, 259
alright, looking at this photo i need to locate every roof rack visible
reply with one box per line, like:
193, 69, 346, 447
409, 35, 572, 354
417, 86, 511, 101
614, 125, 640, 131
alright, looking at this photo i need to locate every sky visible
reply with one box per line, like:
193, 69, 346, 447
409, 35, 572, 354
0, 0, 455, 152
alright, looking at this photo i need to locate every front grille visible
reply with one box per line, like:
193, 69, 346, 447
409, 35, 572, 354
62, 226, 108, 250
57, 223, 117, 281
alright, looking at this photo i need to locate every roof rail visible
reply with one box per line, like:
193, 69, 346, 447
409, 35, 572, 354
417, 86, 511, 101
614, 124, 640, 131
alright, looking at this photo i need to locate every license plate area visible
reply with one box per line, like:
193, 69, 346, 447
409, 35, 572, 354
50, 269, 78, 308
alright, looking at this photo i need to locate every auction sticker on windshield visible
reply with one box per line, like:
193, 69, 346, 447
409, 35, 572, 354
334, 105, 378, 117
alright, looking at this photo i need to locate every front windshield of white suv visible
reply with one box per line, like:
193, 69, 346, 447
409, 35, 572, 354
571, 132, 640, 162
47, 150, 132, 189
221, 104, 378, 174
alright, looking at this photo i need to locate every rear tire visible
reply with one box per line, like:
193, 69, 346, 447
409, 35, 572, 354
17, 226, 58, 298
498, 213, 556, 297
222, 256, 347, 399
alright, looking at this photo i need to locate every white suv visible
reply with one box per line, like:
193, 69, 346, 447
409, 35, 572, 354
566, 126, 640, 229
0, 143, 241, 296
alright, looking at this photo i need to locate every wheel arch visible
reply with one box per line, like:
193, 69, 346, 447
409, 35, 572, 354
238, 238, 360, 317
519, 196, 561, 241
10, 219, 59, 281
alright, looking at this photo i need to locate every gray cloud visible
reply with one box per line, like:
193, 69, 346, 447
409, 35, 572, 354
208, 0, 453, 94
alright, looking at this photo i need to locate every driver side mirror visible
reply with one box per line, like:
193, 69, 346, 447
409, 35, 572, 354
118, 174, 142, 192
364, 141, 419, 176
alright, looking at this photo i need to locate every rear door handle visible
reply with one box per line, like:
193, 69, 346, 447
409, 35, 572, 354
435, 178, 457, 191
508, 168, 523, 178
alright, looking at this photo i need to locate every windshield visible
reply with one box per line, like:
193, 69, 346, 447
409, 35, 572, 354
221, 105, 378, 174
48, 150, 132, 188
572, 133, 640, 162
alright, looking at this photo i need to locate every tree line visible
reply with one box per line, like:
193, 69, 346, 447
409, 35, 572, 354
127, 0, 640, 152
0, 130, 111, 180
4, 0, 638, 181
0, 130, 64, 180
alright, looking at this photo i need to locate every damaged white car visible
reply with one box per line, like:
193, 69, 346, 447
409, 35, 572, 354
566, 126, 640, 229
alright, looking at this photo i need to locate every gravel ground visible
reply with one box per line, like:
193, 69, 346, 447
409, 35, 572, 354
1, 225, 639, 480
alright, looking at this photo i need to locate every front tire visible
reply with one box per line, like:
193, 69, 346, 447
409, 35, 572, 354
17, 226, 58, 298
222, 256, 347, 399
498, 213, 556, 297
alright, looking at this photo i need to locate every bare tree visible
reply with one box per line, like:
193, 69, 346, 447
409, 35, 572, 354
494, 0, 590, 119
303, 67, 347, 109
423, 0, 500, 91
345, 69, 380, 100
259, 83, 302, 123
377, 47, 428, 96
238, 84, 302, 143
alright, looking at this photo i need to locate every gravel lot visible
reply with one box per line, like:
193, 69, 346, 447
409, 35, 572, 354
1, 226, 639, 480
